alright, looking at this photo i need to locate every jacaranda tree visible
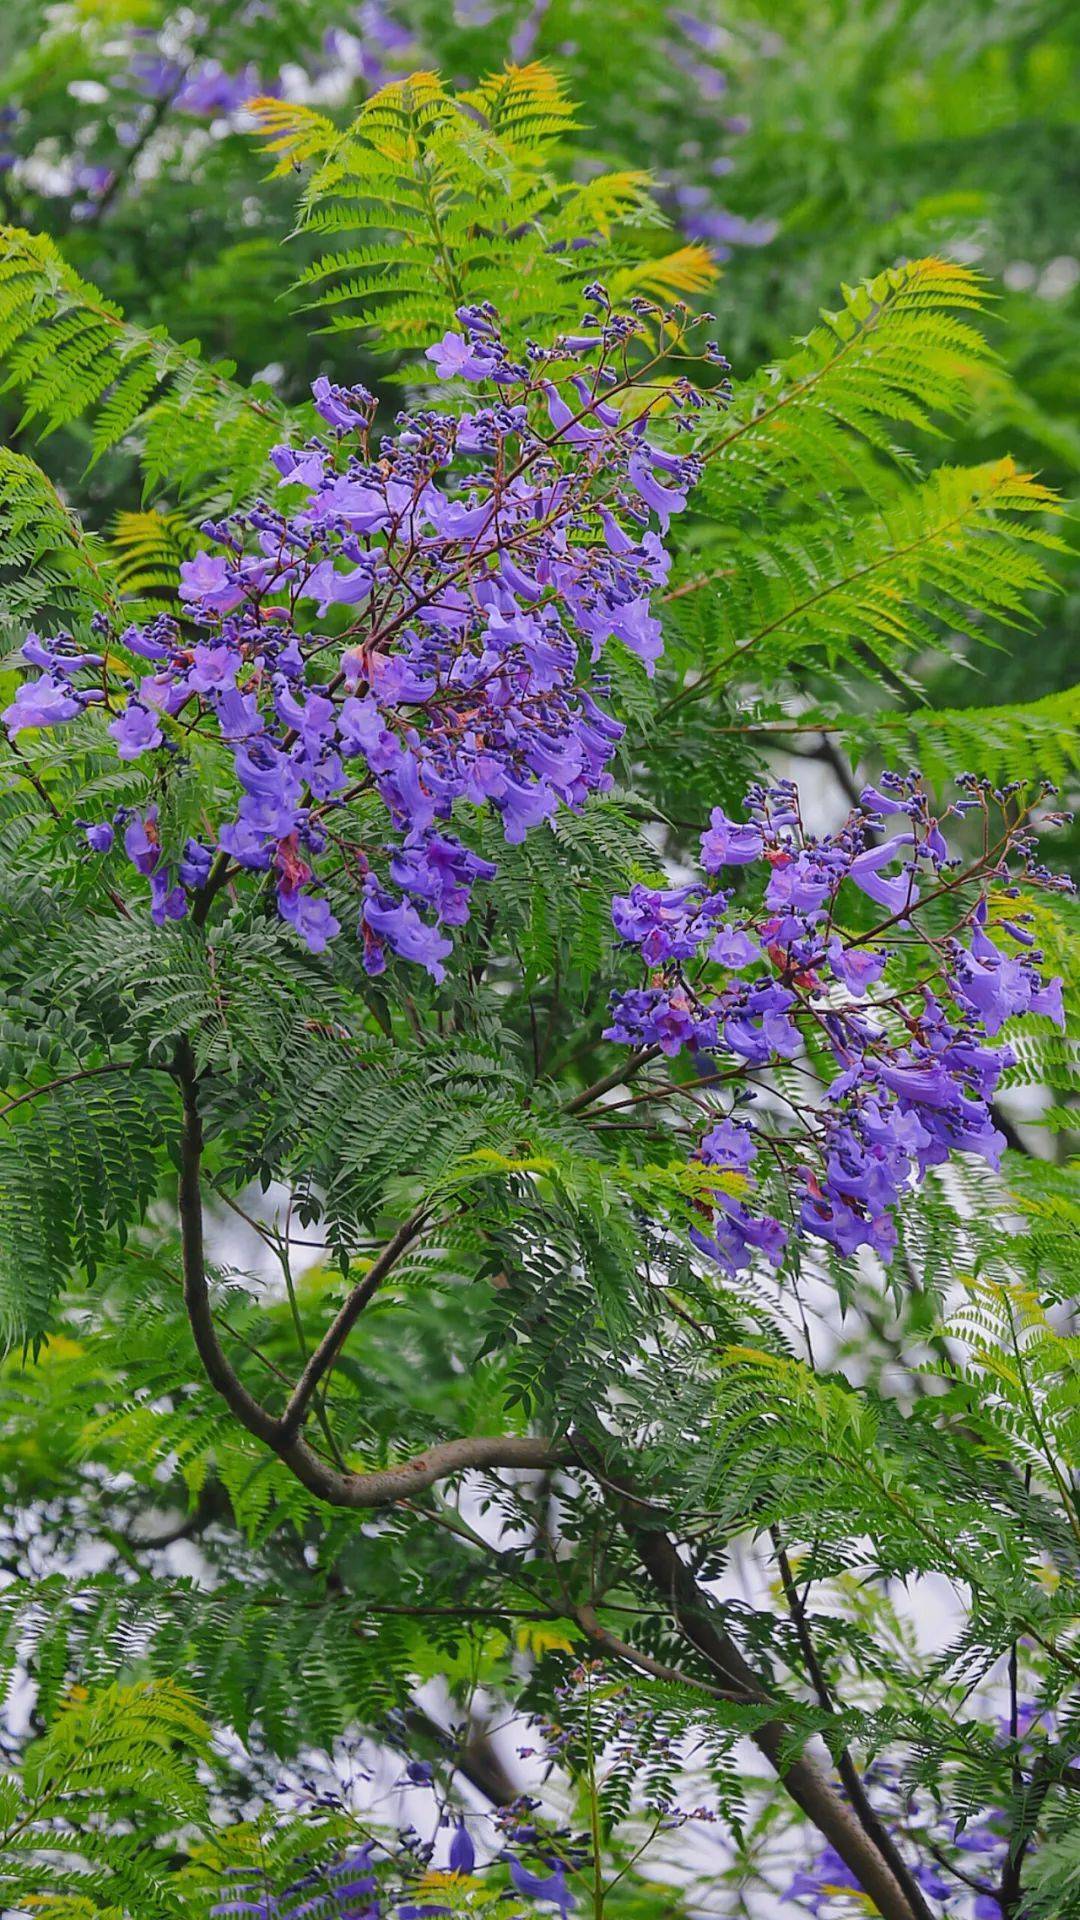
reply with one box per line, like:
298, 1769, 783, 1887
0, 32, 1077, 1920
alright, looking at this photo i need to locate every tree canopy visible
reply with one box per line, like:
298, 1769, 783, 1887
0, 7, 1077, 1918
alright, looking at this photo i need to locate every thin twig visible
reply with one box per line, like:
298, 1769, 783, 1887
0, 1061, 136, 1125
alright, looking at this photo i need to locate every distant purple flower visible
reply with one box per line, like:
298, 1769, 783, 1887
174, 60, 261, 117
496, 773, 557, 845
698, 1116, 757, 1170
187, 643, 238, 694
700, 806, 763, 870
81, 821, 115, 853
611, 882, 725, 965
787, 1842, 863, 1911
952, 922, 1065, 1036
179, 839, 214, 889
765, 852, 834, 915
709, 925, 760, 968
509, 1859, 576, 1916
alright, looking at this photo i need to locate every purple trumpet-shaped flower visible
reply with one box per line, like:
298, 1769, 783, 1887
178, 551, 244, 615
311, 377, 373, 433
827, 938, 886, 997
700, 805, 763, 871
847, 836, 918, 915
123, 809, 161, 877
448, 1822, 475, 1875
3, 675, 83, 734
425, 332, 492, 382
508, 1858, 576, 1915
606, 771, 1070, 1274
108, 702, 163, 760
81, 820, 115, 853
149, 871, 189, 926
362, 886, 454, 983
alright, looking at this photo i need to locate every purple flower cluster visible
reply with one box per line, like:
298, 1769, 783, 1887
4, 296, 711, 979
605, 772, 1070, 1274
789, 1831, 1003, 1916
323, 4, 417, 91
788, 1838, 981, 1915
129, 30, 268, 119
215, 1848, 576, 1920
136, 3, 415, 117
214, 1846, 381, 1919
662, 9, 779, 259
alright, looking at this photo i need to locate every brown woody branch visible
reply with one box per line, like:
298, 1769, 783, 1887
561, 1045, 660, 1116
575, 1601, 744, 1703
178, 1047, 932, 1918
278, 1207, 429, 1440
176, 1047, 564, 1507
771, 1532, 937, 1920
590, 1452, 929, 1920
0, 1061, 137, 1125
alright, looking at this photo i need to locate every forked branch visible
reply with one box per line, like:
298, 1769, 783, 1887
176, 1048, 565, 1508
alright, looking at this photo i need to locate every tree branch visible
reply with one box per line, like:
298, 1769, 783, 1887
190, 850, 235, 929
177, 1041, 283, 1452
176, 1046, 566, 1506
278, 1206, 429, 1440
771, 1533, 937, 1920
175, 1049, 964, 1911
399, 1703, 520, 1809
583, 1450, 927, 1920
999, 1755, 1051, 1917
0, 1061, 137, 1126
562, 1046, 660, 1116
575, 1601, 744, 1702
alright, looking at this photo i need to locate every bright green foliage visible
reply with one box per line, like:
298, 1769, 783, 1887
0, 227, 290, 505
0, 447, 114, 633
254, 64, 716, 351
0, 1680, 213, 1915
669, 455, 1062, 694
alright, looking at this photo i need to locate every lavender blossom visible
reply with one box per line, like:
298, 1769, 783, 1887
605, 772, 1070, 1275
5, 297, 713, 970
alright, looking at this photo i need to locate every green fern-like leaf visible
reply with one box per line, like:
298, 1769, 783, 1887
0, 446, 115, 638
0, 227, 290, 505
252, 64, 713, 355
